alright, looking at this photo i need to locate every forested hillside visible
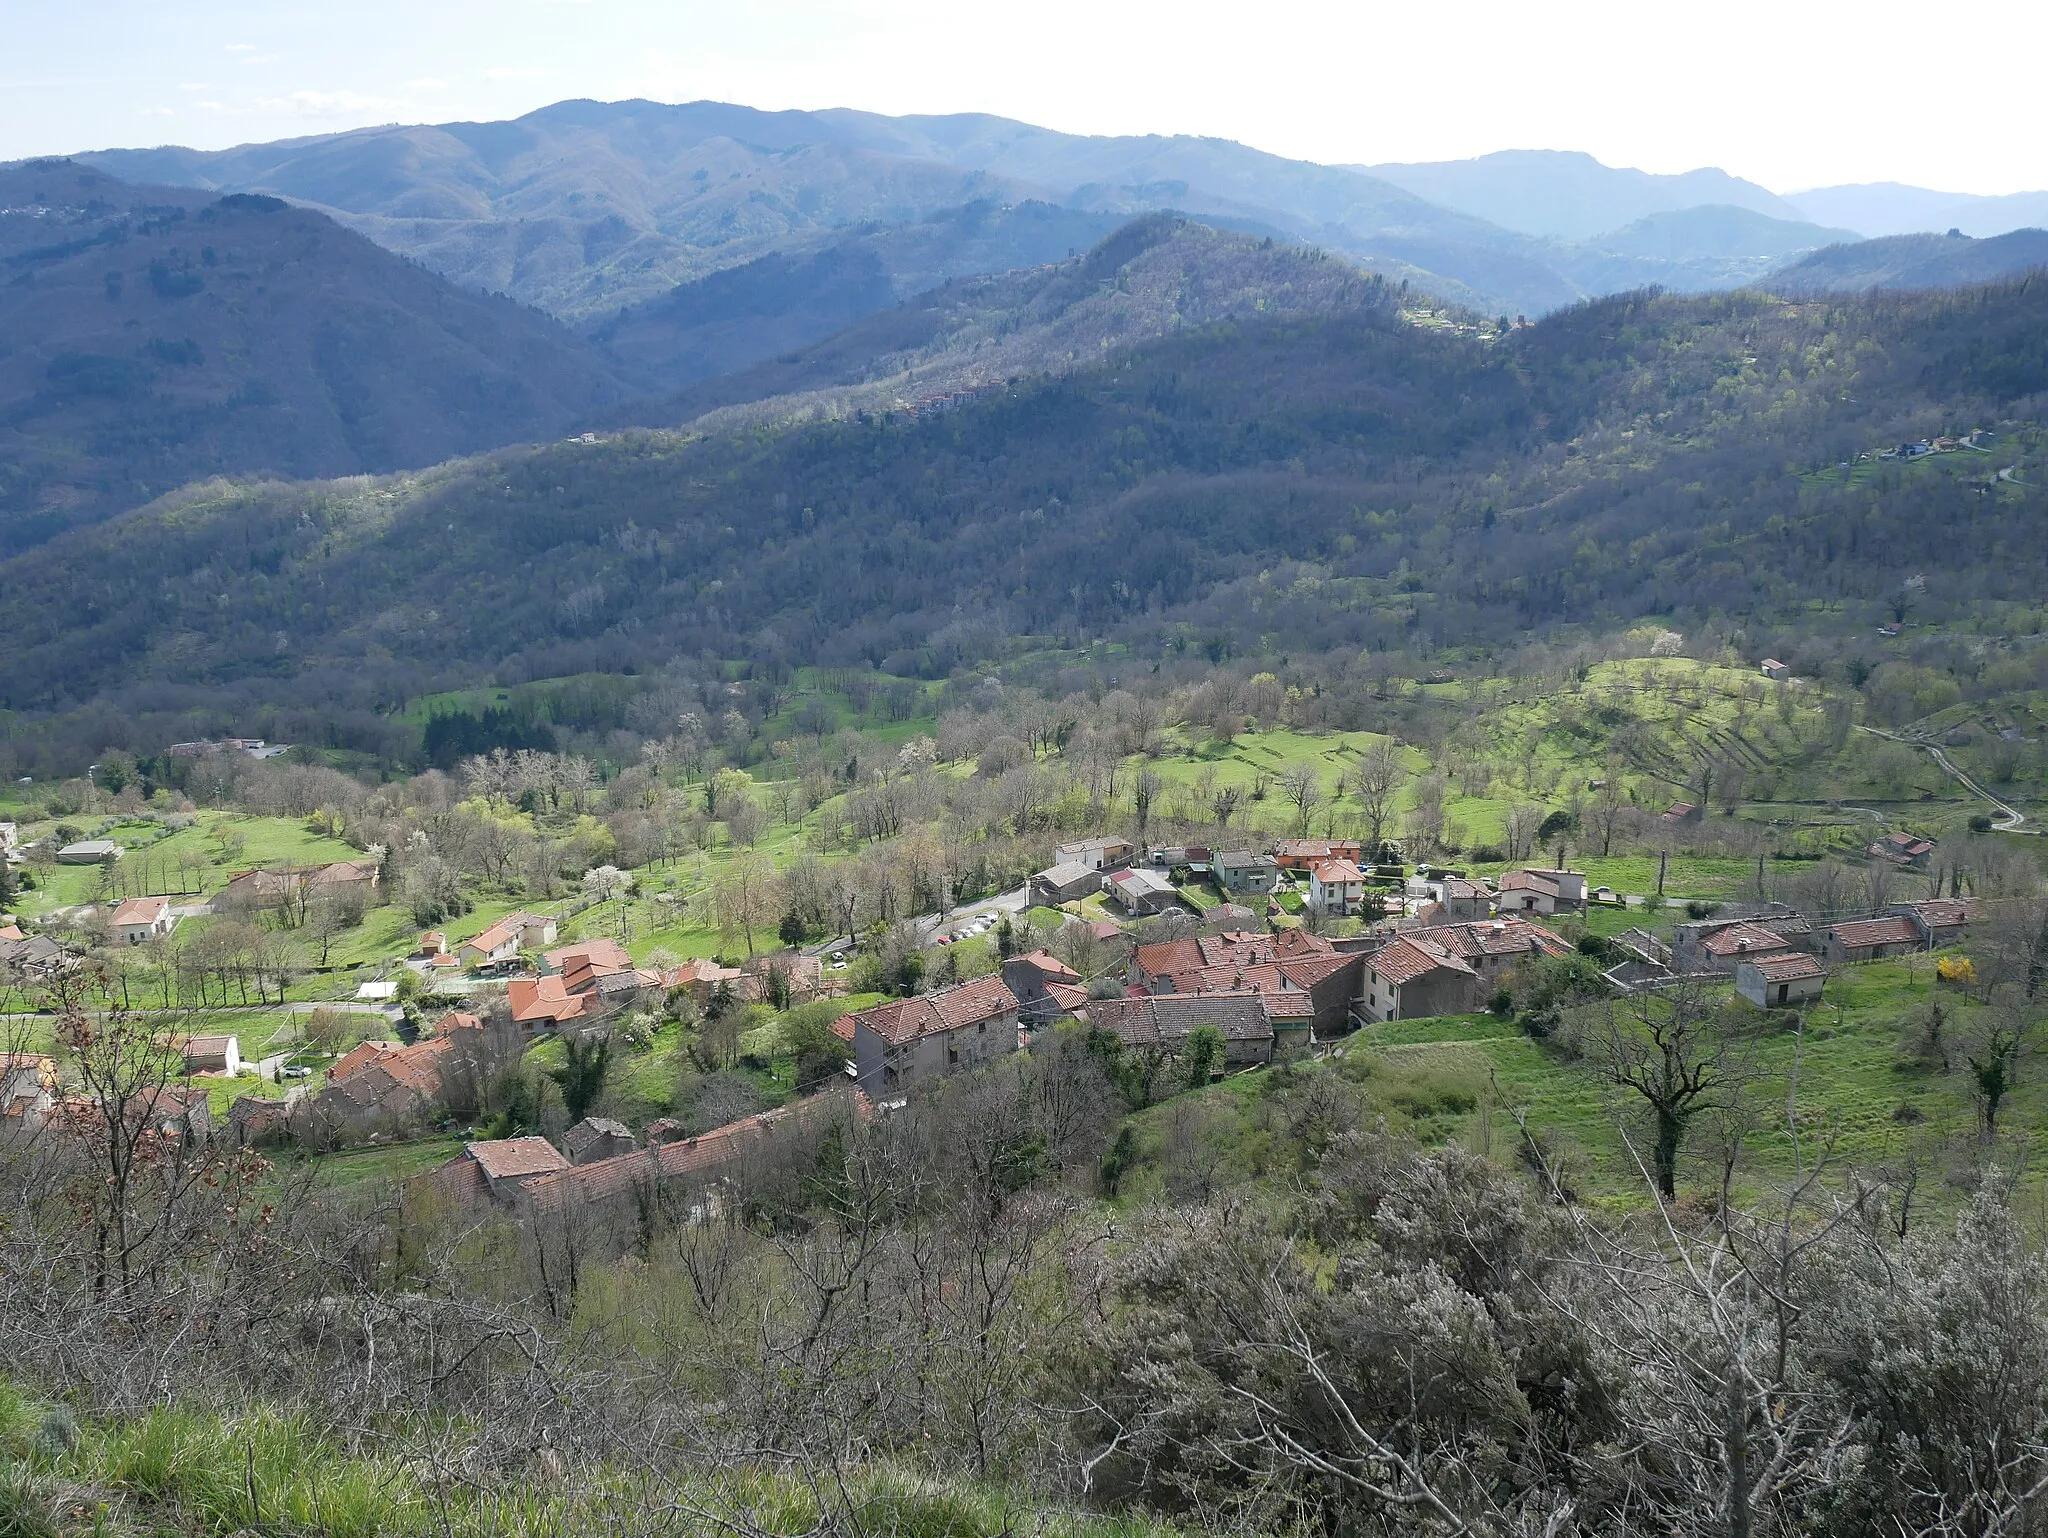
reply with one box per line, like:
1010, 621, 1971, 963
613, 215, 1399, 429
0, 160, 629, 552
587, 198, 1132, 392
1772, 227, 2048, 292
1, 269, 2045, 760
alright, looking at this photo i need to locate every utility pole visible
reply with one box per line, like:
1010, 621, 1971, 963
1657, 848, 1668, 898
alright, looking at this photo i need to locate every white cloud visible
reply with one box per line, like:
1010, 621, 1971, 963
254, 89, 404, 118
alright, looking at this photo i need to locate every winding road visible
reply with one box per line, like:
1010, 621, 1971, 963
1857, 725, 2034, 834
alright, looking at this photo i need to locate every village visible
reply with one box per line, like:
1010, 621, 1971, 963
0, 799, 1990, 1221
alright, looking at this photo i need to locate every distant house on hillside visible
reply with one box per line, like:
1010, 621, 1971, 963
110, 895, 174, 946
1496, 868, 1587, 915
1276, 839, 1364, 871
457, 911, 557, 969
1083, 991, 1279, 1070
1889, 898, 1973, 949
1002, 951, 1082, 1026
1759, 659, 1790, 681
57, 840, 121, 865
1867, 831, 1935, 868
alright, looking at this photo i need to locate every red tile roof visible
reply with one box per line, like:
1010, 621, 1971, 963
1010, 950, 1080, 983
466, 1136, 568, 1181
110, 896, 168, 926
1828, 916, 1921, 950
1311, 859, 1366, 883
847, 974, 1018, 1047
1370, 935, 1476, 986
1746, 953, 1826, 981
1702, 922, 1793, 958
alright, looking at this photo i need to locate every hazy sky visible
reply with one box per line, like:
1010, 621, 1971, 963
7, 0, 2045, 195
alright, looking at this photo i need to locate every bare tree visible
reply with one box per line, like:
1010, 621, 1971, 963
1352, 739, 1404, 858
1592, 982, 1751, 1199
1277, 764, 1323, 839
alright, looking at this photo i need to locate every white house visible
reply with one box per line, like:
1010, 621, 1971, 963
182, 1034, 242, 1075
1307, 858, 1368, 916
1736, 953, 1826, 1010
109, 895, 174, 946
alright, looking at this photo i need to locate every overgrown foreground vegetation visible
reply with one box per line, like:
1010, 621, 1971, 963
8, 1001, 2048, 1538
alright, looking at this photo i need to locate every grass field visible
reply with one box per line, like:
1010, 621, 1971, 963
1114, 955, 2022, 1215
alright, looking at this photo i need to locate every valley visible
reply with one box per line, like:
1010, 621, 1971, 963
4, 82, 2048, 1538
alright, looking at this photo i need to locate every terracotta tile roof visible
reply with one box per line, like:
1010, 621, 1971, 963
1369, 935, 1475, 986
522, 1092, 850, 1214
1133, 938, 1204, 979
110, 896, 169, 926
1311, 859, 1366, 883
1277, 839, 1361, 859
1011, 950, 1080, 983
1499, 870, 1561, 896
508, 975, 598, 1023
847, 974, 1018, 1046
1270, 928, 1337, 958
1277, 954, 1358, 988
1043, 981, 1090, 1013
663, 957, 745, 987
466, 1136, 568, 1181
184, 1033, 236, 1055
462, 919, 520, 955
1702, 922, 1793, 958
1261, 993, 1315, 1021
1828, 916, 1921, 950
544, 938, 635, 974
1089, 920, 1125, 943
1746, 953, 1826, 981
1411, 917, 1571, 963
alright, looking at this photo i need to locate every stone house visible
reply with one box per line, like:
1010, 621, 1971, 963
1084, 991, 1278, 1070
1002, 950, 1083, 1026
1031, 861, 1103, 905
848, 974, 1021, 1096
1821, 915, 1924, 963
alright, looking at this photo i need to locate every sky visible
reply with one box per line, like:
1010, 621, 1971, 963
6, 0, 2046, 196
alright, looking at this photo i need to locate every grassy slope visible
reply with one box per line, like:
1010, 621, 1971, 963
1117, 955, 2019, 1213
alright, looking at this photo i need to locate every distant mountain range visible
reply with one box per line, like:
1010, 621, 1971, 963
1360, 149, 1804, 241
1786, 183, 2048, 239
0, 159, 626, 554
1772, 228, 2048, 293
64, 100, 1893, 327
